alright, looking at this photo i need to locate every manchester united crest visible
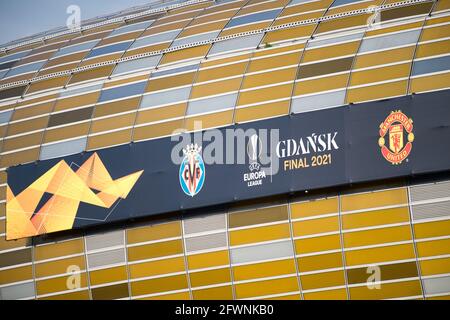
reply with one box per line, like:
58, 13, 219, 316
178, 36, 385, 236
378, 110, 414, 165
179, 144, 205, 197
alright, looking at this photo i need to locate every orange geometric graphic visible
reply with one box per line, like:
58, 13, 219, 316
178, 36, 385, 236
6, 153, 143, 240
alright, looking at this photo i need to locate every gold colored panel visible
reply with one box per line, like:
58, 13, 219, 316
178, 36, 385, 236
242, 67, 297, 90
354, 46, 415, 69
54, 92, 100, 112
294, 73, 349, 96
343, 225, 412, 248
0, 236, 30, 251
249, 50, 301, 70
365, 20, 422, 37
295, 234, 341, 255
0, 265, 33, 285
274, 11, 324, 26
229, 205, 288, 228
185, 110, 233, 131
68, 66, 115, 85
7, 116, 49, 136
233, 259, 296, 282
146, 73, 195, 92
263, 24, 316, 44
133, 119, 184, 141
93, 97, 140, 118
2, 132, 43, 152
127, 221, 181, 244
235, 276, 299, 299
291, 198, 338, 219
187, 250, 230, 270
316, 14, 371, 34
91, 282, 129, 300
97, 32, 142, 47
280, 0, 330, 17
196, 62, 247, 83
11, 101, 54, 121
301, 270, 346, 290
303, 288, 348, 300
131, 274, 188, 296
409, 72, 450, 94
234, 100, 289, 123
35, 256, 86, 278
36, 273, 88, 295
0, 147, 40, 167
43, 52, 88, 69
34, 239, 84, 261
90, 113, 135, 134
350, 63, 411, 86
220, 22, 272, 37
345, 243, 415, 266
292, 216, 339, 237
420, 257, 450, 276
160, 45, 211, 65
239, 0, 288, 15
192, 285, 233, 300
27, 76, 70, 95
297, 252, 344, 272
237, 83, 293, 106
39, 62, 80, 76
43, 122, 90, 143
414, 220, 450, 239
415, 39, 450, 59
341, 188, 408, 212
191, 77, 242, 98
303, 41, 360, 63
86, 128, 132, 150
127, 239, 183, 262
342, 207, 410, 230
416, 238, 450, 257
38, 290, 90, 300
190, 267, 231, 288
230, 223, 290, 246
136, 103, 186, 124
180, 22, 227, 38
349, 280, 421, 299
139, 291, 190, 300
129, 256, 186, 279
89, 265, 128, 286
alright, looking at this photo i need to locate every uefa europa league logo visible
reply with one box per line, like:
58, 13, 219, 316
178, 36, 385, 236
247, 134, 262, 163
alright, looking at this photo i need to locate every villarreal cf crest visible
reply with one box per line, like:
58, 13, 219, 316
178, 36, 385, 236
179, 144, 205, 197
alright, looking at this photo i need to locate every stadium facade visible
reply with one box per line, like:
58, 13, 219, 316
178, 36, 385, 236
0, 0, 450, 300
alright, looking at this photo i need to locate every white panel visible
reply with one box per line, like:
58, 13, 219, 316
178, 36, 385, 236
410, 181, 450, 202
112, 54, 162, 76
85, 230, 125, 252
39, 137, 87, 161
208, 34, 264, 56
186, 93, 237, 115
87, 248, 126, 269
184, 213, 226, 234
412, 201, 450, 221
230, 240, 294, 264
291, 90, 346, 113
140, 86, 191, 108
185, 232, 228, 252
423, 276, 450, 295
0, 282, 35, 300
